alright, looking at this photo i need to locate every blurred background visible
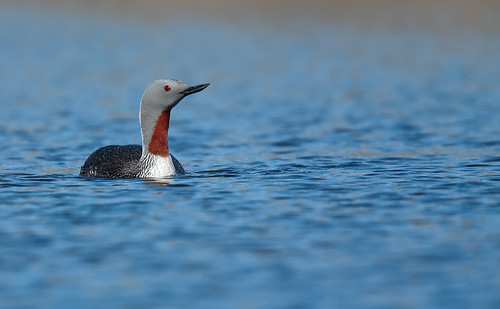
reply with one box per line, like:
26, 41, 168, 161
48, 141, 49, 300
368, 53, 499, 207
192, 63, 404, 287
1, 0, 500, 308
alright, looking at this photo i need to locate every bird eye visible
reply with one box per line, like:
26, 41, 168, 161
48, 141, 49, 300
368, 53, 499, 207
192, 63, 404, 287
164, 85, 171, 92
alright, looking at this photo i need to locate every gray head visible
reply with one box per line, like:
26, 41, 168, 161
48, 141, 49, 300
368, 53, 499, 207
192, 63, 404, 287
139, 79, 209, 160
141, 79, 209, 110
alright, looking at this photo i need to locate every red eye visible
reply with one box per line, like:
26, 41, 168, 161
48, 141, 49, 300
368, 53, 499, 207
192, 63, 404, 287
164, 85, 171, 92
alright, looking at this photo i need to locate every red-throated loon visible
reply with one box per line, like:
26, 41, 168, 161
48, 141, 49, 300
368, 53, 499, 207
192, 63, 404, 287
80, 79, 209, 178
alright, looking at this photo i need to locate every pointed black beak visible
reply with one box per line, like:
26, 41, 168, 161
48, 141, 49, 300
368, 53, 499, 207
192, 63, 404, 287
180, 83, 209, 96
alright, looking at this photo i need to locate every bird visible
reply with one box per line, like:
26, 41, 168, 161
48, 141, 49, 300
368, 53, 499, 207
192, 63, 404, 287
80, 79, 209, 178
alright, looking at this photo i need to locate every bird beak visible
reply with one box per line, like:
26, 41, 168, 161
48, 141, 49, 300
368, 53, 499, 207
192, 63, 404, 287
180, 83, 210, 96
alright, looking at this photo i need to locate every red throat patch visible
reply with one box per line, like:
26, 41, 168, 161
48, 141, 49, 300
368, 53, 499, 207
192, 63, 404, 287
148, 109, 170, 157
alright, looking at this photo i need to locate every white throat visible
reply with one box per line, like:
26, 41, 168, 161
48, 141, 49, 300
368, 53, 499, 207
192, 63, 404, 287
137, 152, 176, 178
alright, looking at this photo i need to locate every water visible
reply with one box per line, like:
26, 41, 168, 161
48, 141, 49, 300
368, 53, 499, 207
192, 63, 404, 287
1, 3, 500, 308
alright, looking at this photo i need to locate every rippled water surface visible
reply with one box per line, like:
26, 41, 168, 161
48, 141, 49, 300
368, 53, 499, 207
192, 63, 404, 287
1, 3, 500, 308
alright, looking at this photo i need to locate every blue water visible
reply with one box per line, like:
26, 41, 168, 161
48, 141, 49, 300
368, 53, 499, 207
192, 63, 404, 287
1, 3, 500, 308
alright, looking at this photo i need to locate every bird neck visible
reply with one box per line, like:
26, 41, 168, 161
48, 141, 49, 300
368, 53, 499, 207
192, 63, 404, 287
141, 106, 171, 158
149, 109, 170, 157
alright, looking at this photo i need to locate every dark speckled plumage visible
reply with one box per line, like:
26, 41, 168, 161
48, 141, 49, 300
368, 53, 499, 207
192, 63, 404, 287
80, 145, 184, 178
80, 145, 141, 178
